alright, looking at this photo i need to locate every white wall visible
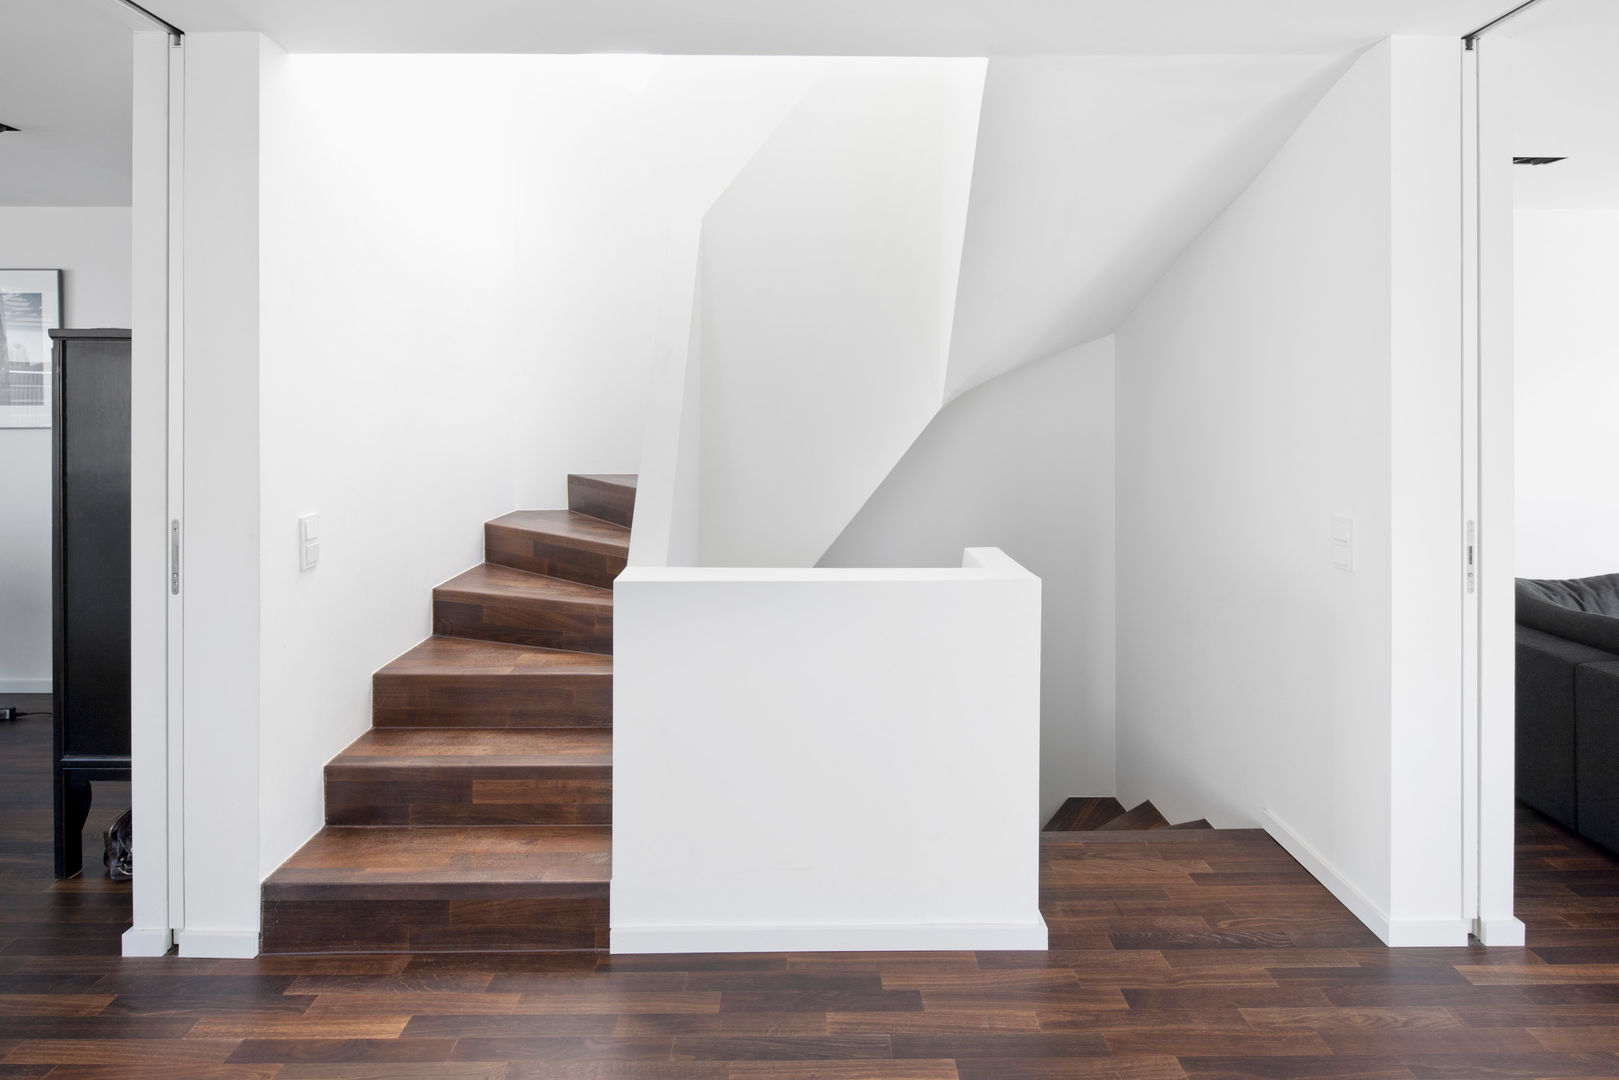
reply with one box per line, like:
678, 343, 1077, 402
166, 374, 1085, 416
697, 59, 985, 567
612, 550, 1045, 952
1514, 210, 1619, 578
1116, 38, 1469, 945
821, 337, 1115, 821
179, 33, 268, 958
249, 54, 829, 918
0, 206, 131, 692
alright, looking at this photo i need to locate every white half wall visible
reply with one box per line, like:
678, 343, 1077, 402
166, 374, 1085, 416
1115, 38, 1471, 945
0, 206, 131, 693
697, 59, 985, 567
821, 337, 1115, 821
1514, 209, 1619, 579
612, 551, 1045, 952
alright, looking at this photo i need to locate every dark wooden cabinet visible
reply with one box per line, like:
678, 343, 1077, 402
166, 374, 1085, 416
50, 329, 132, 879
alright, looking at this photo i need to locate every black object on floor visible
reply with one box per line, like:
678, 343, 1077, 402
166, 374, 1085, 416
104, 808, 131, 881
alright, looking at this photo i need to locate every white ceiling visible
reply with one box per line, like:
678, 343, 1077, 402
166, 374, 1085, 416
1497, 0, 1619, 209
145, 0, 1509, 55
0, 0, 143, 205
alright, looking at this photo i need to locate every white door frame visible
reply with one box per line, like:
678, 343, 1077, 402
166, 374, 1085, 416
123, 28, 185, 957
1462, 26, 1527, 947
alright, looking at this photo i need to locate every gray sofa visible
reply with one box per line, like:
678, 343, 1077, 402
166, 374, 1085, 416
1518, 573, 1619, 854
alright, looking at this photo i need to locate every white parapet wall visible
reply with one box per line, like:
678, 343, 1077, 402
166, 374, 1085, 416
611, 549, 1047, 953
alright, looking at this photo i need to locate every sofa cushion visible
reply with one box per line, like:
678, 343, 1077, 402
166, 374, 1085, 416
1518, 574, 1619, 655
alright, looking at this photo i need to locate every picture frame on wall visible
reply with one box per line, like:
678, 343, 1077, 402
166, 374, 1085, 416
0, 268, 63, 428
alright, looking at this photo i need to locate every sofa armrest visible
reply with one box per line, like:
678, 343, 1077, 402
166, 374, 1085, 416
1576, 662, 1619, 856
1517, 626, 1616, 830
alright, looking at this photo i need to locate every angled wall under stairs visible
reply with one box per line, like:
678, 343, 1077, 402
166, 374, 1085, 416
259, 474, 635, 954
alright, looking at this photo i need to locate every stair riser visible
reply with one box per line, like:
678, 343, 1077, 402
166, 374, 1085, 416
485, 522, 627, 589
372, 673, 612, 729
433, 597, 613, 654
567, 475, 635, 528
261, 893, 608, 954
325, 770, 612, 827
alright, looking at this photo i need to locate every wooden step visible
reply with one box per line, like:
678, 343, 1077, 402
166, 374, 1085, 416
372, 636, 612, 729
486, 509, 630, 589
568, 473, 637, 528
1043, 797, 1126, 832
324, 729, 612, 827
1098, 800, 1171, 830
433, 564, 613, 654
260, 826, 610, 954
1168, 818, 1214, 830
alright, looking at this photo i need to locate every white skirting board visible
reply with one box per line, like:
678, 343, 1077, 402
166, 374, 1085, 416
1263, 809, 1472, 948
175, 928, 260, 958
611, 918, 1049, 955
1477, 916, 1527, 946
120, 927, 174, 957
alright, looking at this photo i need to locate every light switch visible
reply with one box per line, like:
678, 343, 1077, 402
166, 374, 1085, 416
299, 513, 320, 571
1331, 514, 1354, 571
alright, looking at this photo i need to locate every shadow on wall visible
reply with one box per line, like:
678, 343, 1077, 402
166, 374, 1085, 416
819, 336, 1116, 821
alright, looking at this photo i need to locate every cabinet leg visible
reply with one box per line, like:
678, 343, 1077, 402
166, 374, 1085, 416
54, 774, 92, 879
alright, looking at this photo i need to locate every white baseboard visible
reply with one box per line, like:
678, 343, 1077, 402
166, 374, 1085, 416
611, 917, 1049, 955
0, 679, 50, 694
1477, 916, 1527, 946
1263, 809, 1470, 948
176, 928, 259, 958
121, 927, 174, 957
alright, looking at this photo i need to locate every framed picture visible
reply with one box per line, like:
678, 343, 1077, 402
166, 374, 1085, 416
0, 269, 63, 428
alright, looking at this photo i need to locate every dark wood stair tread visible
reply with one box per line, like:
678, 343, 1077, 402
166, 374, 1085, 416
567, 474, 638, 529
329, 728, 612, 771
435, 563, 613, 608
1168, 818, 1214, 830
1098, 800, 1171, 830
377, 635, 612, 677
1044, 797, 1126, 832
264, 826, 610, 895
487, 509, 629, 554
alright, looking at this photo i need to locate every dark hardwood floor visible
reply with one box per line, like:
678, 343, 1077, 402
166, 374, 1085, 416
6, 697, 1619, 1078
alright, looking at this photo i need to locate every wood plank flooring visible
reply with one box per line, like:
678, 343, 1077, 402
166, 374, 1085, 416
7, 699, 1619, 1077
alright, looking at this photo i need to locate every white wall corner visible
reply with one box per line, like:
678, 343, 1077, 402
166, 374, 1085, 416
1267, 810, 1473, 948
1264, 809, 1393, 944
120, 927, 174, 957
175, 928, 260, 959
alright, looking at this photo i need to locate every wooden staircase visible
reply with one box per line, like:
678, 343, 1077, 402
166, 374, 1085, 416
259, 474, 635, 954
1043, 797, 1212, 833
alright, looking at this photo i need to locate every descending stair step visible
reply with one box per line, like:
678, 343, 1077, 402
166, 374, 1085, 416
1099, 800, 1171, 830
1043, 797, 1127, 832
567, 473, 638, 529
485, 509, 630, 589
325, 729, 612, 827
1168, 818, 1214, 830
433, 564, 613, 654
260, 826, 610, 954
373, 637, 612, 729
